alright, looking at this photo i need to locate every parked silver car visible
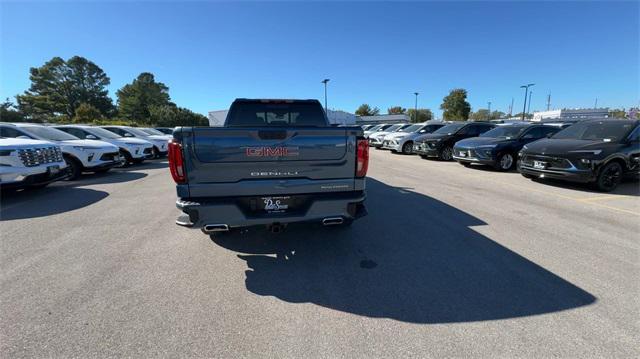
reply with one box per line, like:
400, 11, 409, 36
381, 121, 447, 154
368, 123, 410, 148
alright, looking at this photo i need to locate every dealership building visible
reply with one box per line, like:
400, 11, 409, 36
531, 108, 610, 122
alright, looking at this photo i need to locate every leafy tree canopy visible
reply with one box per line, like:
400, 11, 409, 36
440, 89, 471, 121
16, 56, 114, 121
1, 98, 25, 122
407, 108, 433, 123
355, 104, 380, 116
387, 106, 407, 114
73, 103, 104, 123
149, 105, 209, 127
117, 72, 172, 124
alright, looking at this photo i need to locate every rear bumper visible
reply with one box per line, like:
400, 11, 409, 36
175, 191, 367, 230
518, 163, 595, 183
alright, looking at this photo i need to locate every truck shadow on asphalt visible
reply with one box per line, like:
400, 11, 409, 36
0, 171, 147, 221
211, 178, 597, 324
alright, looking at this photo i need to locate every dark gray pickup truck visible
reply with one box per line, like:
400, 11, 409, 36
169, 99, 368, 234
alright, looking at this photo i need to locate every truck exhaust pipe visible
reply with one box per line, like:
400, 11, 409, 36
322, 217, 344, 226
202, 224, 229, 234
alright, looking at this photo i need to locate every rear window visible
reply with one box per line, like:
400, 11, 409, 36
226, 102, 327, 127
226, 101, 328, 127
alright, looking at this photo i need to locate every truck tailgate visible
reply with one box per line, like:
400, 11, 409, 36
179, 127, 360, 198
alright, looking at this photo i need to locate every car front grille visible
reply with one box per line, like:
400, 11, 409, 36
100, 152, 120, 161
521, 154, 572, 169
18, 147, 63, 167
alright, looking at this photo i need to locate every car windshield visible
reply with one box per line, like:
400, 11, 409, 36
401, 124, 423, 133
480, 126, 528, 139
87, 127, 122, 139
385, 124, 403, 132
22, 126, 79, 141
367, 125, 383, 132
552, 121, 636, 142
140, 128, 165, 135
433, 123, 466, 135
126, 127, 153, 137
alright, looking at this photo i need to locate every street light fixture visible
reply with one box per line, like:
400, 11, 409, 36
321, 79, 330, 113
414, 92, 419, 122
520, 83, 535, 121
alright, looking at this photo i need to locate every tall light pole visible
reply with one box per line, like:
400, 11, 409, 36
520, 83, 535, 121
527, 91, 533, 115
414, 92, 419, 122
594, 98, 598, 108
509, 97, 514, 117
487, 101, 492, 120
321, 79, 330, 113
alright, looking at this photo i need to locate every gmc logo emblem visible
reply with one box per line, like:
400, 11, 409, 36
245, 147, 299, 157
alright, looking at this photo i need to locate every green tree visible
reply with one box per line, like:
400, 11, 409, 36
16, 56, 114, 121
117, 72, 171, 124
73, 103, 103, 123
440, 89, 471, 121
355, 104, 380, 116
149, 105, 209, 127
470, 109, 491, 121
387, 106, 407, 114
608, 108, 626, 119
0, 98, 25, 122
407, 108, 433, 123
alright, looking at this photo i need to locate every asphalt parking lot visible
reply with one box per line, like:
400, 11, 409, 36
1, 150, 638, 358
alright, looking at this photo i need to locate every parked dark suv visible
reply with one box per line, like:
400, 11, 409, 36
453, 123, 562, 171
413, 121, 495, 160
518, 119, 640, 191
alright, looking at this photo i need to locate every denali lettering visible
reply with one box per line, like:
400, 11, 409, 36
245, 147, 299, 157
251, 171, 299, 176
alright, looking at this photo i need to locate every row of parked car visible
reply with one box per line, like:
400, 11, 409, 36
363, 118, 640, 192
0, 123, 176, 190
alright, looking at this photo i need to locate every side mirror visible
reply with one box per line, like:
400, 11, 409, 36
17, 135, 30, 140
124, 133, 133, 137
86, 134, 98, 140
419, 130, 426, 133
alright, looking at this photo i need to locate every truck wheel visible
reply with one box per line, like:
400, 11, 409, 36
495, 153, 515, 171
439, 146, 453, 161
595, 162, 622, 192
401, 142, 413, 154
64, 156, 82, 180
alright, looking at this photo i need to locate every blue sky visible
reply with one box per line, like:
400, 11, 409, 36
1, 1, 638, 117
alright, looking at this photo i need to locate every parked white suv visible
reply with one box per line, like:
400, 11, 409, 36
101, 126, 170, 158
55, 125, 154, 165
0, 137, 68, 190
0, 123, 120, 180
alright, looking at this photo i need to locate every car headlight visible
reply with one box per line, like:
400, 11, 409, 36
522, 145, 528, 151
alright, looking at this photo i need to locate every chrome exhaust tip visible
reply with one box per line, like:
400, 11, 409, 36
202, 224, 230, 233
322, 217, 344, 226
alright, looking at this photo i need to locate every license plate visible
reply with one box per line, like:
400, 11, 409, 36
533, 160, 547, 169
260, 196, 291, 213
47, 165, 60, 175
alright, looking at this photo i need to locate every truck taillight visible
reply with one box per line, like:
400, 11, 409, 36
168, 140, 186, 184
356, 138, 369, 178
